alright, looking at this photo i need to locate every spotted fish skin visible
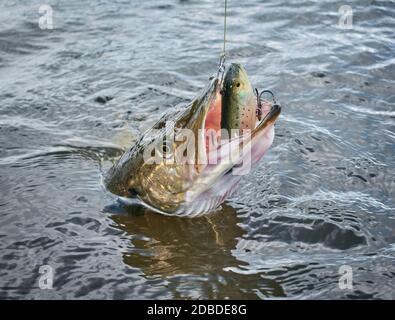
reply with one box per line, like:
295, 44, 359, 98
221, 63, 256, 137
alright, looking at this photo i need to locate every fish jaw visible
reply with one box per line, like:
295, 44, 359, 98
105, 66, 281, 217
181, 101, 281, 214
104, 75, 223, 212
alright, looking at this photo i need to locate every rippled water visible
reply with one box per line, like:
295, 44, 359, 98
1, 0, 394, 299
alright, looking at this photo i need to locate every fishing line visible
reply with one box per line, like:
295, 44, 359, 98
222, 0, 227, 58
218, 0, 228, 83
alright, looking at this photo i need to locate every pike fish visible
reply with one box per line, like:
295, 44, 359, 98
105, 63, 281, 217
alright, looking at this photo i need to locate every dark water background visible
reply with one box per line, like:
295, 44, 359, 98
0, 0, 394, 299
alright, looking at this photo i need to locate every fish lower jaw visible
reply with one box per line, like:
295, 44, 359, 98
127, 178, 239, 218
174, 189, 237, 217
116, 192, 232, 218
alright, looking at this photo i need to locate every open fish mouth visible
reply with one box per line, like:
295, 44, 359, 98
181, 71, 281, 215
105, 64, 281, 217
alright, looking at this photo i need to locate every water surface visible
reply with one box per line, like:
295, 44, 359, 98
0, 0, 394, 299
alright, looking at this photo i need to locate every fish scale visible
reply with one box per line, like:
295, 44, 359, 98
221, 63, 256, 137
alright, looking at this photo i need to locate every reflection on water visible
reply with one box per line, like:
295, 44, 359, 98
107, 203, 284, 299
0, 0, 394, 299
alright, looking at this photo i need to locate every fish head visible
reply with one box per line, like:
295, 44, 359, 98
221, 63, 256, 134
223, 63, 255, 106
105, 64, 281, 216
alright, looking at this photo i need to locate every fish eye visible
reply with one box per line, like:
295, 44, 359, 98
163, 142, 170, 153
236, 82, 241, 87
128, 188, 138, 196
162, 139, 173, 158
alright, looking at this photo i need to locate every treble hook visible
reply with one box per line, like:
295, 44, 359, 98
217, 54, 226, 85
255, 88, 278, 121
